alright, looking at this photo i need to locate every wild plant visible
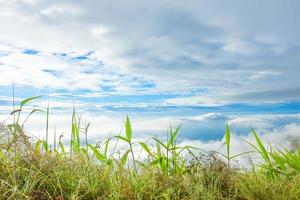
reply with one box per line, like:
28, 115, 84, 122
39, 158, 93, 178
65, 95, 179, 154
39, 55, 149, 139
8, 96, 42, 155
218, 123, 252, 167
246, 129, 278, 178
139, 124, 199, 174
114, 115, 137, 170
88, 138, 114, 165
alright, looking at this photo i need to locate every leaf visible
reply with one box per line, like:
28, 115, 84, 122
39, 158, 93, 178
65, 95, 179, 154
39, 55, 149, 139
71, 110, 80, 154
88, 144, 106, 161
34, 140, 43, 156
150, 157, 162, 166
121, 149, 131, 165
156, 143, 162, 157
252, 129, 271, 164
43, 141, 49, 153
115, 135, 129, 143
136, 161, 147, 168
159, 156, 167, 173
177, 145, 202, 155
230, 151, 255, 160
59, 142, 66, 156
167, 124, 182, 148
125, 115, 132, 141
139, 142, 154, 157
152, 137, 168, 150
104, 138, 111, 157
225, 123, 231, 159
80, 148, 88, 156
20, 96, 42, 108
270, 149, 286, 170
244, 139, 261, 153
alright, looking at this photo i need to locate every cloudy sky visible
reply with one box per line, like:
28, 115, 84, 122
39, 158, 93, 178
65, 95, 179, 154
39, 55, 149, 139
0, 0, 300, 158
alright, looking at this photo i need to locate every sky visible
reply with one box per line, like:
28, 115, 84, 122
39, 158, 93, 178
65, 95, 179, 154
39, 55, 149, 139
0, 0, 300, 161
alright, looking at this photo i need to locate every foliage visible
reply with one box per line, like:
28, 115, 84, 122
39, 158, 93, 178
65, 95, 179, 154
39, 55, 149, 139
0, 96, 299, 199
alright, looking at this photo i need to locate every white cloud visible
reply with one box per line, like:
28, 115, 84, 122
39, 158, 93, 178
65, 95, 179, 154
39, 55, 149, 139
1, 109, 300, 167
189, 113, 227, 121
0, 0, 299, 104
229, 117, 273, 129
164, 95, 224, 106
40, 4, 83, 18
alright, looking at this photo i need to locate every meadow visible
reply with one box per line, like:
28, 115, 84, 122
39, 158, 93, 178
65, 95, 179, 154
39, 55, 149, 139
0, 96, 300, 199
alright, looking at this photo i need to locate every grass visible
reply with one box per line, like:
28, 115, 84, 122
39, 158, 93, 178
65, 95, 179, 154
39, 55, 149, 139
0, 96, 299, 199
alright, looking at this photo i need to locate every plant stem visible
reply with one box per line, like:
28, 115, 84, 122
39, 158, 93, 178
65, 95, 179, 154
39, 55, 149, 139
129, 142, 137, 171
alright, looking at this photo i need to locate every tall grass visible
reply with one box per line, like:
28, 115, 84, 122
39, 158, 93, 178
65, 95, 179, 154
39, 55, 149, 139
0, 96, 299, 199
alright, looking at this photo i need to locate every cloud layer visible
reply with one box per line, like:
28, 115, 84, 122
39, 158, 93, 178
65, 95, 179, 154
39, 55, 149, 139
0, 0, 300, 105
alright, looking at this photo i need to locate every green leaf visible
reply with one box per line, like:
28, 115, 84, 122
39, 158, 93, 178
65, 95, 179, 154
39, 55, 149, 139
115, 135, 129, 143
153, 137, 168, 150
106, 159, 113, 166
34, 140, 43, 156
59, 142, 66, 155
137, 161, 147, 168
20, 96, 42, 108
71, 109, 80, 154
159, 156, 167, 173
167, 124, 182, 148
150, 157, 162, 166
177, 145, 202, 155
104, 138, 111, 157
121, 149, 131, 165
230, 151, 255, 160
156, 143, 162, 157
125, 115, 132, 141
252, 129, 271, 165
225, 123, 231, 159
42, 140, 49, 153
88, 144, 106, 161
139, 142, 154, 157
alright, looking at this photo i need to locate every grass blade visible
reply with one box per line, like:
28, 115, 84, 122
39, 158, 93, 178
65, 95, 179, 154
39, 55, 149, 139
125, 115, 132, 142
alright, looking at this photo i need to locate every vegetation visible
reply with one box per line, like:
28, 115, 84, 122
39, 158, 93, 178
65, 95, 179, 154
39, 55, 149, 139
0, 96, 300, 199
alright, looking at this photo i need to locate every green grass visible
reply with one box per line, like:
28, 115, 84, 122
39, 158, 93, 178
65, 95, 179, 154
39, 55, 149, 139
0, 96, 300, 199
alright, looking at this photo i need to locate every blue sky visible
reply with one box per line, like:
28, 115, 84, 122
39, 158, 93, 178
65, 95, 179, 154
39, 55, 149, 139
0, 1, 300, 154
